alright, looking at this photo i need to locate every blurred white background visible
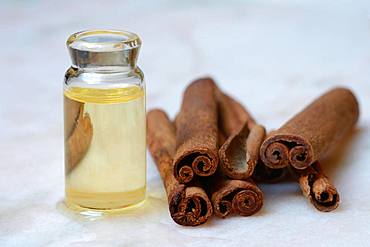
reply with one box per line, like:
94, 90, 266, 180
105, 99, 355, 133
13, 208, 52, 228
1, 0, 370, 246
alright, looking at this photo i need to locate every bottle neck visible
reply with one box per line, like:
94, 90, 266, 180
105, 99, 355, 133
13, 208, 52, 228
67, 30, 141, 71
69, 49, 139, 70
71, 64, 136, 74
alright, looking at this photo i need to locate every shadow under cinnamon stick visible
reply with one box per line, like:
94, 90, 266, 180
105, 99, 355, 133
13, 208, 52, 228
252, 160, 288, 184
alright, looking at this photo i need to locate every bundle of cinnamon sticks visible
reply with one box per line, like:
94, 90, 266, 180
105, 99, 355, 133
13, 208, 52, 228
147, 77, 359, 226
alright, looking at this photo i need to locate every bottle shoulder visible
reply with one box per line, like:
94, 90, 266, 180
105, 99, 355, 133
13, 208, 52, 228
64, 66, 144, 90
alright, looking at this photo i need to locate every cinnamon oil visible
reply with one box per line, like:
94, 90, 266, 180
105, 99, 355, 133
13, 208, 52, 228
64, 85, 146, 212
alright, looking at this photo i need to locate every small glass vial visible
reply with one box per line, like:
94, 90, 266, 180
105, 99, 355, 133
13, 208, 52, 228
64, 30, 146, 214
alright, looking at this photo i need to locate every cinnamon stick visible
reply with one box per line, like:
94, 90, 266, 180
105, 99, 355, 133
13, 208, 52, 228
174, 78, 219, 183
290, 161, 339, 212
64, 96, 83, 138
207, 172, 263, 218
147, 109, 212, 226
65, 104, 93, 172
216, 89, 266, 179
260, 88, 359, 170
205, 86, 264, 217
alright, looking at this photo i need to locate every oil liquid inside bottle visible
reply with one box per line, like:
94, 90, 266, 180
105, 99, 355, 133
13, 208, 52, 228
64, 85, 146, 213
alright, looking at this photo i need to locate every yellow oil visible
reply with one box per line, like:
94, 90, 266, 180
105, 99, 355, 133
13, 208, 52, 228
64, 85, 146, 213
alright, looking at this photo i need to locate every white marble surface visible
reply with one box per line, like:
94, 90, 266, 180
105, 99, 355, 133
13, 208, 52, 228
1, 0, 370, 246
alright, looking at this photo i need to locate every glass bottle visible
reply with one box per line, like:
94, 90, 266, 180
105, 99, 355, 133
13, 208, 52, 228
64, 30, 146, 214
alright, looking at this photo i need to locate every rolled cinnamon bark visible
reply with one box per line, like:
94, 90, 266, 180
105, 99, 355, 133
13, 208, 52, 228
174, 78, 219, 183
147, 109, 213, 226
260, 88, 359, 170
65, 104, 93, 172
64, 96, 84, 138
206, 172, 263, 218
290, 161, 339, 212
252, 160, 287, 184
216, 89, 266, 179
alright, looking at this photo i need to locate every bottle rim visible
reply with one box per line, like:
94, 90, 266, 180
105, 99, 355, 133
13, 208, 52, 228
67, 29, 141, 52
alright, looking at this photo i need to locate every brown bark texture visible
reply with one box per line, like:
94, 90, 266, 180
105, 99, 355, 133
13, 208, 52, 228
215, 86, 266, 179
260, 88, 359, 170
174, 78, 219, 183
290, 161, 339, 212
207, 172, 263, 218
65, 103, 93, 172
147, 109, 213, 226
